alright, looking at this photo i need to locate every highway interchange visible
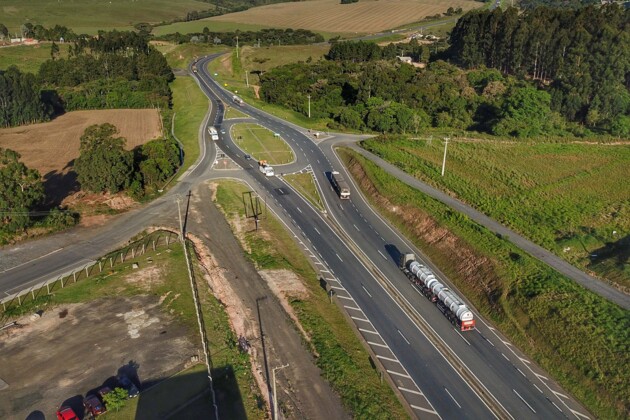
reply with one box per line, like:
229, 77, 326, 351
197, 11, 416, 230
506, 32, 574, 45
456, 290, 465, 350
0, 53, 594, 419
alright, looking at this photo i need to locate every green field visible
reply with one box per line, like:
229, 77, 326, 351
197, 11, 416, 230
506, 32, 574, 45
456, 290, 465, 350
224, 105, 249, 119
231, 123, 293, 164
339, 147, 630, 419
207, 47, 332, 132
0, 0, 205, 34
171, 76, 208, 174
362, 137, 630, 289
214, 180, 408, 419
0, 44, 65, 73
152, 20, 271, 37
283, 172, 324, 212
153, 42, 226, 70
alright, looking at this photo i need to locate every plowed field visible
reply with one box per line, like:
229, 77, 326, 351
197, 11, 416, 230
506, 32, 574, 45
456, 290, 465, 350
209, 0, 479, 34
0, 109, 161, 203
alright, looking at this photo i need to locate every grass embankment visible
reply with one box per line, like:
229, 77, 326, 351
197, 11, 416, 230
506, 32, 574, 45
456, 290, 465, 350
283, 173, 324, 212
170, 77, 208, 175
231, 123, 293, 164
207, 47, 331, 131
338, 147, 630, 419
154, 42, 226, 70
2, 237, 262, 419
0, 0, 203, 34
361, 137, 630, 289
225, 106, 249, 119
213, 180, 408, 419
0, 44, 65, 73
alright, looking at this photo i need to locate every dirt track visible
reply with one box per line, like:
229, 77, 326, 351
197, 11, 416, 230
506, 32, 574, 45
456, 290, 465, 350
188, 181, 348, 420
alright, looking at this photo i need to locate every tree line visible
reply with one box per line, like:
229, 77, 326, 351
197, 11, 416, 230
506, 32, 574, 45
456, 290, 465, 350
328, 40, 430, 63
159, 28, 324, 46
0, 67, 54, 127
448, 5, 630, 134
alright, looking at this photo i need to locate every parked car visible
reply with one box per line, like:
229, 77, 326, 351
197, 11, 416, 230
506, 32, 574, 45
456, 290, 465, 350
56, 406, 79, 420
117, 373, 140, 398
83, 394, 106, 416
98, 386, 112, 402
244, 154, 251, 160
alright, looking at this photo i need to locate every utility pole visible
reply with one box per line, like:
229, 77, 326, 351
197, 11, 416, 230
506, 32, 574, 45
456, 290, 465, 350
176, 195, 184, 242
307, 94, 311, 118
272, 364, 289, 420
441, 136, 450, 177
245, 70, 249, 87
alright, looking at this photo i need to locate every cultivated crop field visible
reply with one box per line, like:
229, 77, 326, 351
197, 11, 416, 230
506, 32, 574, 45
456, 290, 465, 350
361, 137, 630, 288
208, 0, 480, 34
231, 123, 294, 164
0, 109, 161, 179
0, 0, 206, 34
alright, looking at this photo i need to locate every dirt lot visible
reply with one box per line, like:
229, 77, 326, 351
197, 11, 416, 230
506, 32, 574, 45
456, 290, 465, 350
0, 109, 162, 204
0, 295, 197, 420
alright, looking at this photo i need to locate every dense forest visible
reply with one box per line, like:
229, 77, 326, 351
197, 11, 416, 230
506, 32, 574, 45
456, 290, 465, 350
0, 67, 54, 127
258, 6, 630, 138
449, 5, 630, 133
159, 28, 324, 46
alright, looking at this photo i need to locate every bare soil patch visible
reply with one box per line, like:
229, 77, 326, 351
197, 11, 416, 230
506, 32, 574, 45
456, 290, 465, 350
0, 295, 197, 419
0, 109, 162, 205
209, 0, 479, 34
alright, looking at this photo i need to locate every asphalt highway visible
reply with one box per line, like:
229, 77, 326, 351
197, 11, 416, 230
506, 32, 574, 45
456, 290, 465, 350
0, 53, 592, 419
192, 55, 591, 419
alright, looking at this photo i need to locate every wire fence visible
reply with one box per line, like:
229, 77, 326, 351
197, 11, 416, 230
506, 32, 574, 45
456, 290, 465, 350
0, 230, 178, 319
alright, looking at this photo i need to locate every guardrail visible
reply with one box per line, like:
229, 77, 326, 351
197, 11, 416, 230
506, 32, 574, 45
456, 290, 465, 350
0, 230, 178, 317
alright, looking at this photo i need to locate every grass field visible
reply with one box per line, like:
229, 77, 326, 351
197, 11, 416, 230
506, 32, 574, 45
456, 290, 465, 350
339, 147, 630, 419
208, 47, 332, 131
224, 106, 249, 119
0, 0, 206, 34
0, 43, 65, 73
152, 42, 226, 70
231, 123, 294, 164
214, 180, 408, 419
283, 172, 324, 212
171, 76, 208, 174
208, 0, 479, 34
361, 137, 630, 289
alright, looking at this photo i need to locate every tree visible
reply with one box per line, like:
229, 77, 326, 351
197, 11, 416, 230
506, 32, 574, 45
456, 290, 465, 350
102, 388, 128, 412
74, 124, 134, 193
0, 148, 44, 232
0, 23, 8, 40
50, 41, 60, 60
492, 86, 552, 137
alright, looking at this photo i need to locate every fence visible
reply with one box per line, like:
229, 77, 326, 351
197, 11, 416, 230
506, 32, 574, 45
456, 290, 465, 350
0, 230, 178, 317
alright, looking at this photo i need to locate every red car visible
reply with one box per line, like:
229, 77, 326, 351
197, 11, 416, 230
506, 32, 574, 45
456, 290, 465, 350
56, 406, 79, 420
84, 393, 106, 416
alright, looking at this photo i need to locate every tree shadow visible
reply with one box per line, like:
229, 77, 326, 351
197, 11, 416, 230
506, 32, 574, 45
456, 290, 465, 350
42, 159, 79, 207
588, 234, 630, 269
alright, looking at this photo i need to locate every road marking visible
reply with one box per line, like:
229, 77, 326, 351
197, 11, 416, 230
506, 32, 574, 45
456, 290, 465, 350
397, 329, 410, 345
454, 329, 471, 346
359, 328, 379, 335
0, 247, 63, 274
337, 295, 353, 301
552, 390, 568, 399
386, 369, 410, 379
314, 227, 320, 235
519, 357, 531, 365
297, 207, 302, 213
444, 387, 462, 408
552, 402, 563, 412
569, 408, 590, 419
399, 387, 423, 396
351, 316, 370, 322
410, 405, 438, 415
353, 224, 360, 231
377, 355, 399, 363
367, 341, 389, 348
336, 253, 343, 262
533, 383, 543, 393
535, 373, 548, 381
513, 389, 536, 413
502, 353, 510, 361
330, 286, 345, 291
517, 368, 526, 377
377, 250, 387, 260
344, 305, 360, 311
362, 285, 372, 298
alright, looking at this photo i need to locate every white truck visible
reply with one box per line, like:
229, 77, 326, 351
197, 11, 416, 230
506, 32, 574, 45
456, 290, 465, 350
331, 171, 350, 199
207, 126, 219, 141
258, 160, 275, 177
232, 95, 245, 107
